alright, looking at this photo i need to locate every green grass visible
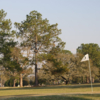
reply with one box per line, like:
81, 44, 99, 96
1, 94, 100, 100
0, 83, 100, 100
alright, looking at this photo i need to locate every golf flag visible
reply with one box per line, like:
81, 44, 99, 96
81, 54, 89, 62
81, 53, 93, 92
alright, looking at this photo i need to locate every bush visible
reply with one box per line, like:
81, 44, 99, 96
38, 79, 46, 85
4, 78, 19, 87
23, 79, 29, 86
30, 80, 34, 85
4, 78, 14, 87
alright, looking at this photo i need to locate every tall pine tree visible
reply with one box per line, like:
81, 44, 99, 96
14, 10, 65, 86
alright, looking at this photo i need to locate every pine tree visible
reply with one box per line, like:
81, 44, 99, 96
14, 10, 65, 86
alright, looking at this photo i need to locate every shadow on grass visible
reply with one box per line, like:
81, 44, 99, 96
0, 95, 91, 100
80, 94, 100, 97
0, 83, 100, 91
0, 94, 37, 99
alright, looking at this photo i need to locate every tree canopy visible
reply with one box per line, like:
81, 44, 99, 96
0, 9, 100, 86
77, 43, 100, 67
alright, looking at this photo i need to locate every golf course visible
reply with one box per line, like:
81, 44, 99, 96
1, 1, 100, 100
0, 83, 100, 100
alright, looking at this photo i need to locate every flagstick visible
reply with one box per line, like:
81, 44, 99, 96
88, 60, 93, 92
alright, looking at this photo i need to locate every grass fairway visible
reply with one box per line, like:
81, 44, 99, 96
1, 94, 100, 100
0, 83, 100, 100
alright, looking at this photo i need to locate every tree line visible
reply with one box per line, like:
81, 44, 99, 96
0, 9, 100, 87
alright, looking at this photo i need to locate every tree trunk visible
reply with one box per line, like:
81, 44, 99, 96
13, 72, 16, 87
53, 80, 55, 85
92, 77, 94, 83
35, 62, 38, 86
67, 78, 69, 84
0, 77, 2, 87
20, 74, 23, 87
35, 35, 38, 86
99, 68, 100, 81
87, 76, 89, 83
0, 75, 2, 87
82, 76, 84, 83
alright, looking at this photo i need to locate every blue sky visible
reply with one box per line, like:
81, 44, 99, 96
1, 0, 100, 53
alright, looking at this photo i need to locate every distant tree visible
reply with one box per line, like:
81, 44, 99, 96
38, 47, 70, 85
11, 47, 33, 87
77, 43, 100, 67
62, 50, 72, 55
68, 53, 99, 83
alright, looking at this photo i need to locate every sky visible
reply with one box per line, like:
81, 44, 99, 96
0, 0, 100, 54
